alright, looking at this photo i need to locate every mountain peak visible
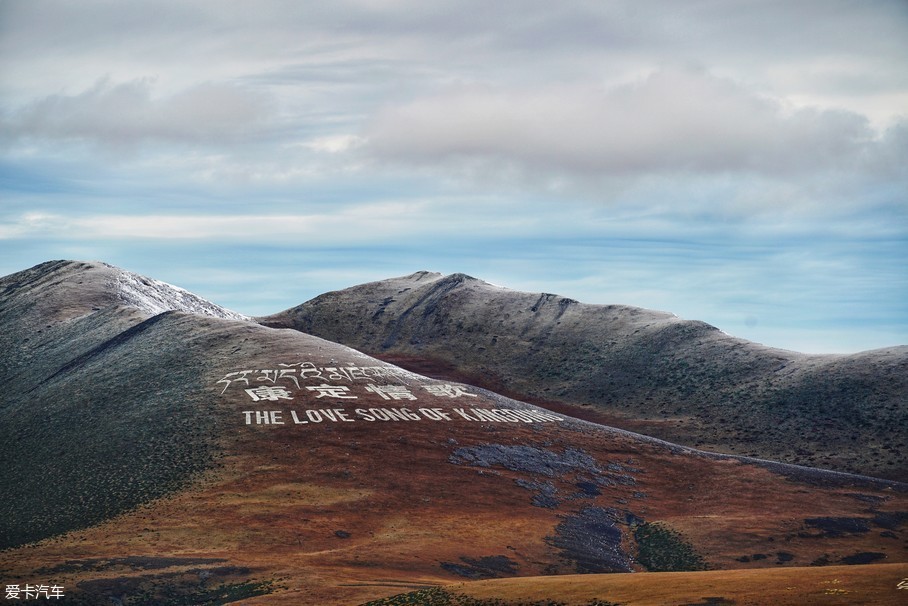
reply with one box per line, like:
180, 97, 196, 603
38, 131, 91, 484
102, 262, 247, 320
1, 260, 247, 322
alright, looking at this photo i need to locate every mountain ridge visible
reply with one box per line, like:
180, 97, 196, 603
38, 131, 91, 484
261, 270, 908, 482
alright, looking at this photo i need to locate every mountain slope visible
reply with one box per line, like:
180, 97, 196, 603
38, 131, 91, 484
2, 261, 906, 605
261, 271, 908, 482
0, 260, 248, 548
404, 564, 908, 605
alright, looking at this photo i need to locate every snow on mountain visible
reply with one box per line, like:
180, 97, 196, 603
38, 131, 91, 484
110, 265, 248, 320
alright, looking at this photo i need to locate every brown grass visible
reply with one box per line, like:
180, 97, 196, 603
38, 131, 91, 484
448, 563, 908, 606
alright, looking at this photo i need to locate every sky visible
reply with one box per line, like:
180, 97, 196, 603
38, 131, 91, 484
1, 0, 906, 354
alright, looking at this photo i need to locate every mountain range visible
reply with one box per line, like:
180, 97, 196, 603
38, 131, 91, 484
262, 270, 908, 482
1, 260, 906, 605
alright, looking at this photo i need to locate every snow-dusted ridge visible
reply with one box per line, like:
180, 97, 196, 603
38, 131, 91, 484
108, 264, 248, 321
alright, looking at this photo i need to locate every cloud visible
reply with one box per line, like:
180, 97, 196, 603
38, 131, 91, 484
1, 1, 905, 353
2, 79, 271, 148
364, 67, 887, 179
0, 200, 458, 243
304, 134, 366, 154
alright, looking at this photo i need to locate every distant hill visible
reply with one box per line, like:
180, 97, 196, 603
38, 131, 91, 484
261, 271, 908, 482
2, 261, 906, 605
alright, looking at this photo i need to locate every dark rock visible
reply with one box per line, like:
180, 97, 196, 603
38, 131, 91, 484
532, 494, 560, 509
449, 444, 600, 478
840, 552, 886, 565
574, 481, 602, 497
804, 517, 872, 537
546, 507, 632, 573
440, 555, 518, 579
872, 511, 908, 530
515, 477, 561, 508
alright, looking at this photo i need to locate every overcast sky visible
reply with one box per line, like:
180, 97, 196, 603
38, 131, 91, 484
1, 0, 906, 353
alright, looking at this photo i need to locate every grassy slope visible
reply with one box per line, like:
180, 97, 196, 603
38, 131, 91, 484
436, 563, 908, 606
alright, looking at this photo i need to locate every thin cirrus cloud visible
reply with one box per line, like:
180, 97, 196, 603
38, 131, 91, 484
0, 200, 479, 243
1, 78, 271, 147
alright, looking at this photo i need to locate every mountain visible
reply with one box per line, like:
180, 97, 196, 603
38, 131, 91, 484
2, 261, 907, 605
261, 271, 908, 482
0, 260, 247, 549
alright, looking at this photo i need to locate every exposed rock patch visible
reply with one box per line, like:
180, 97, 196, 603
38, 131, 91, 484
449, 444, 601, 478
802, 517, 872, 537
546, 507, 633, 573
840, 552, 886, 565
449, 444, 640, 509
440, 555, 518, 579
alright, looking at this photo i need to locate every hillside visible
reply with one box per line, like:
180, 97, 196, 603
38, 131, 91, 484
378, 564, 908, 605
1, 261, 906, 605
261, 271, 908, 482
